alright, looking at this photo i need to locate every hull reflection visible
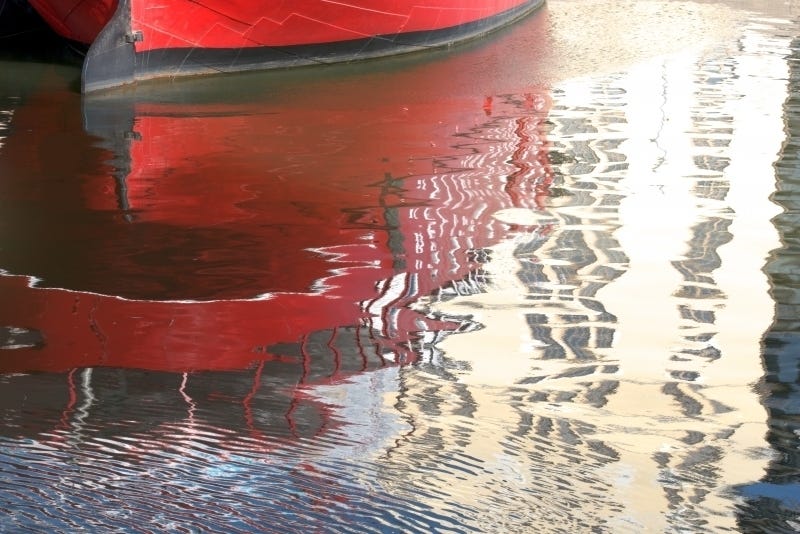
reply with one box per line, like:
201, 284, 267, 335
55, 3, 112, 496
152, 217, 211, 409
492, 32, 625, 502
0, 28, 552, 374
0, 30, 554, 528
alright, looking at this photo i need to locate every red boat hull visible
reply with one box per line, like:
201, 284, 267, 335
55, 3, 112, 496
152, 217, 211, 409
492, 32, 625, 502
24, 0, 544, 91
26, 0, 116, 44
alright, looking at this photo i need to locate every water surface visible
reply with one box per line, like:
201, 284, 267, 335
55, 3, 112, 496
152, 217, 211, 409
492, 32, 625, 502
1, 1, 800, 532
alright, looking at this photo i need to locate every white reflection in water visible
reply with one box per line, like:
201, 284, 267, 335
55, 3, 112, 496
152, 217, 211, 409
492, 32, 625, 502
341, 21, 790, 532
0, 108, 12, 151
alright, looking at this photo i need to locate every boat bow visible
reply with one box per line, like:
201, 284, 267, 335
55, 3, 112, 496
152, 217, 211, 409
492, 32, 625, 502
82, 0, 134, 92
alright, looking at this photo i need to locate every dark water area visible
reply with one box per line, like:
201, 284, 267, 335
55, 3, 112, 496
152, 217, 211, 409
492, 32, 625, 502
2, 1, 800, 532
0, 0, 84, 66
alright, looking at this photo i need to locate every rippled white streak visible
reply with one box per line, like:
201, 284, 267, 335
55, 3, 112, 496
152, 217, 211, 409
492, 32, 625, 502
395, 15, 791, 534
590, 32, 783, 528
0, 109, 12, 150
696, 24, 786, 519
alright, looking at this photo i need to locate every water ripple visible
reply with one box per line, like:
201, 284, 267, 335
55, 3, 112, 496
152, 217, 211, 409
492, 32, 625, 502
2, 3, 800, 533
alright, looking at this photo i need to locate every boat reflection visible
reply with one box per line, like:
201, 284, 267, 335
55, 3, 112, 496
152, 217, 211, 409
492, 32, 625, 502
0, 24, 554, 520
0, 17, 552, 378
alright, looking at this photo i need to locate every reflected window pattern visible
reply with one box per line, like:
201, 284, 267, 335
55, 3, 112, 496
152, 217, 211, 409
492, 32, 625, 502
379, 23, 791, 533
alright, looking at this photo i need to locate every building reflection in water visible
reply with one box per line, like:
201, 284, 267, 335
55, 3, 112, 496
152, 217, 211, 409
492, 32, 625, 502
370, 21, 789, 532
737, 34, 800, 532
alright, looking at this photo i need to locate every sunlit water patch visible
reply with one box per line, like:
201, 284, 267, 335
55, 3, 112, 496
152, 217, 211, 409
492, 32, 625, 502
412, 18, 793, 534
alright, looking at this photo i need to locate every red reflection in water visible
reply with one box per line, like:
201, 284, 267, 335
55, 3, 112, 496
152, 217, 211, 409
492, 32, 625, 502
0, 18, 553, 376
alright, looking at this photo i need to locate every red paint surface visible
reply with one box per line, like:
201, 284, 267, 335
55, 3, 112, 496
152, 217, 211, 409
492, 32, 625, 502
27, 0, 117, 44
26, 0, 532, 49
130, 0, 534, 52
